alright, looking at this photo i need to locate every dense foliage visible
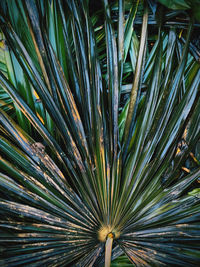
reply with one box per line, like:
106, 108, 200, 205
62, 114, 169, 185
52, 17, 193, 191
0, 0, 200, 266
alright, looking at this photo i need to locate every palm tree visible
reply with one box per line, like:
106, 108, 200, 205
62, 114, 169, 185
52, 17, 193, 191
0, 0, 200, 266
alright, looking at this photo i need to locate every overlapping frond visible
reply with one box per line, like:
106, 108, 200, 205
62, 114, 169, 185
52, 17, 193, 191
0, 0, 199, 266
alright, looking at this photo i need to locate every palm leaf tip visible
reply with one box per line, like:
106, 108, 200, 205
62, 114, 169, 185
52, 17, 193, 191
0, 0, 200, 266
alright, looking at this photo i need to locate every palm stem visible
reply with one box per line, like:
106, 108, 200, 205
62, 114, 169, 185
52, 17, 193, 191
105, 233, 114, 267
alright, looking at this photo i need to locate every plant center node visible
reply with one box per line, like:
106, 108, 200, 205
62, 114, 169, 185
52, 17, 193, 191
107, 232, 114, 239
98, 225, 120, 242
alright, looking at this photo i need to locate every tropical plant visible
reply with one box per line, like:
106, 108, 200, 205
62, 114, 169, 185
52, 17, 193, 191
0, 0, 200, 266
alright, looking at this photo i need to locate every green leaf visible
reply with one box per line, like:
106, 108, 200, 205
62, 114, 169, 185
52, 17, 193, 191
188, 188, 200, 198
158, 0, 191, 10
0, 0, 200, 266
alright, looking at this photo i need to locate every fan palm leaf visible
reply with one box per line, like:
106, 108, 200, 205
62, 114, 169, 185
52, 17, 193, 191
0, 0, 200, 266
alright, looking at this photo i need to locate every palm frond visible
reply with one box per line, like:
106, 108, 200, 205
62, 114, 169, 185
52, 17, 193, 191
0, 0, 200, 266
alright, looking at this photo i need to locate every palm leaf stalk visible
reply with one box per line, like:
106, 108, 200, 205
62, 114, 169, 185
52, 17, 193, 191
0, 0, 200, 266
